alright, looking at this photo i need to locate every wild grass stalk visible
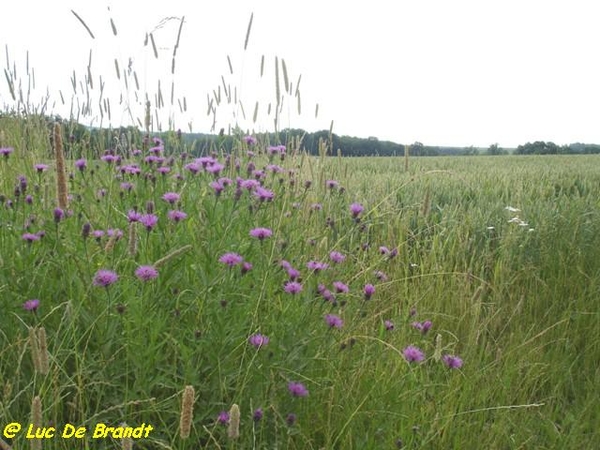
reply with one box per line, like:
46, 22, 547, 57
30, 396, 42, 450
179, 385, 195, 439
53, 123, 68, 209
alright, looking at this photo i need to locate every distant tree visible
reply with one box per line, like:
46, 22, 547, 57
410, 141, 424, 156
487, 143, 507, 155
516, 141, 560, 155
461, 146, 478, 156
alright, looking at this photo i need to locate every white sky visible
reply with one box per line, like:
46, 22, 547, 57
2, 0, 599, 147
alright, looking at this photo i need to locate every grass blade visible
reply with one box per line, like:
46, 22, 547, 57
244, 13, 254, 50
71, 10, 95, 39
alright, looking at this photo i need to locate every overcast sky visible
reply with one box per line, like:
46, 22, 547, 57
3, 0, 599, 147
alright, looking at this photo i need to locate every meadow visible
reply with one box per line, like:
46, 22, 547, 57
0, 119, 599, 449
1, 10, 599, 449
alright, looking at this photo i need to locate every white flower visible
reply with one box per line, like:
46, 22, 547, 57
505, 206, 521, 213
508, 216, 530, 227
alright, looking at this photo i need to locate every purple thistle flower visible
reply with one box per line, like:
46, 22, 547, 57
139, 214, 158, 231
22, 233, 40, 242
374, 270, 388, 281
101, 154, 120, 164
442, 354, 464, 369
286, 413, 297, 426
250, 227, 273, 240
197, 156, 216, 168
218, 177, 233, 186
248, 333, 270, 348
18, 175, 27, 191
210, 180, 225, 195
284, 281, 303, 295
350, 202, 364, 217
161, 192, 180, 204
74, 158, 87, 171
107, 229, 123, 240
148, 145, 163, 154
168, 210, 187, 222
411, 320, 432, 334
240, 178, 261, 190
241, 261, 253, 274
363, 284, 376, 299
307, 260, 329, 272
287, 267, 300, 281
206, 162, 224, 175
219, 252, 243, 267
403, 345, 425, 363
379, 246, 390, 255
25, 194, 33, 204
253, 408, 264, 421
326, 180, 339, 189
266, 164, 284, 173
23, 299, 40, 311
121, 164, 141, 175
332, 281, 349, 294
53, 207, 65, 223
254, 186, 275, 202
184, 162, 201, 174
0, 147, 14, 158
325, 314, 344, 329
82, 222, 91, 239
34, 163, 49, 172
135, 265, 159, 282
288, 382, 309, 397
243, 135, 258, 146
217, 411, 230, 425
120, 182, 134, 192
384, 320, 395, 331
322, 289, 335, 303
92, 230, 105, 240
329, 251, 346, 263
156, 166, 171, 175
93, 269, 118, 287
127, 210, 142, 222
267, 145, 285, 155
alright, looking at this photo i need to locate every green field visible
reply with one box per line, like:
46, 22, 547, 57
1, 124, 599, 450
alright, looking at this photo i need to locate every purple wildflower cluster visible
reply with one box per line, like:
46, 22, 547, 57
6, 129, 468, 432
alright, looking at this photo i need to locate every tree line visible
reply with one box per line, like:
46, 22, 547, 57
3, 112, 599, 157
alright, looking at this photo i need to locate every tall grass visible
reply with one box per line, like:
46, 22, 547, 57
1, 7, 599, 450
